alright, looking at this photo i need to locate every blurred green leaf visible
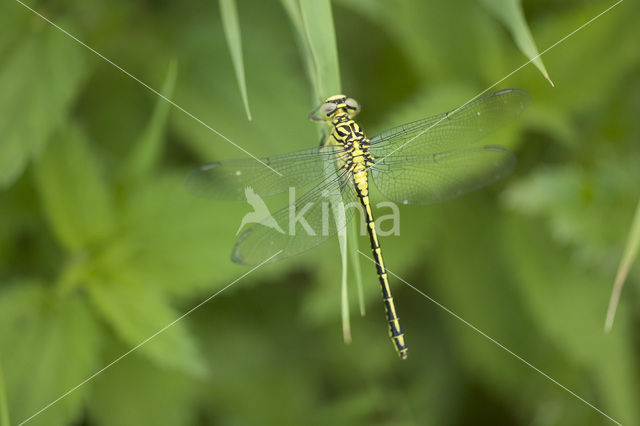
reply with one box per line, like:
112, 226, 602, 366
505, 214, 638, 424
0, 25, 86, 188
115, 173, 245, 297
335, 0, 504, 87
503, 159, 640, 269
0, 282, 100, 426
605, 198, 640, 332
219, 0, 252, 120
481, 0, 553, 85
88, 339, 195, 426
34, 123, 115, 252
0, 356, 9, 426
195, 267, 458, 426
86, 275, 207, 376
524, 1, 637, 116
425, 200, 587, 421
0, 2, 31, 60
121, 60, 178, 184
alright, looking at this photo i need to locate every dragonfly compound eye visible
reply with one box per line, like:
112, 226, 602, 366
321, 102, 337, 117
345, 98, 361, 115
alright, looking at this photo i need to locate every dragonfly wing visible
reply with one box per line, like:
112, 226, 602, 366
369, 89, 529, 158
371, 146, 516, 205
232, 169, 360, 265
186, 144, 348, 200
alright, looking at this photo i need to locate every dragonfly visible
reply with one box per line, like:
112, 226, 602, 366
187, 88, 530, 359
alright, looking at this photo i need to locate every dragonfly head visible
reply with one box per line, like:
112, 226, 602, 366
309, 94, 361, 123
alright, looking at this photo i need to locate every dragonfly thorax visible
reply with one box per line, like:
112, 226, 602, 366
330, 116, 366, 143
331, 113, 351, 125
329, 116, 375, 178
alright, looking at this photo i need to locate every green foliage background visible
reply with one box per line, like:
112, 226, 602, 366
1, 0, 639, 425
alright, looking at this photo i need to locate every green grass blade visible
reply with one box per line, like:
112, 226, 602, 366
604, 198, 640, 332
281, 0, 341, 98
481, 0, 554, 86
321, 155, 352, 343
283, 0, 360, 340
298, 0, 357, 341
348, 217, 366, 316
339, 217, 351, 344
122, 60, 178, 183
299, 1, 341, 98
219, 0, 252, 120
0, 357, 9, 426
279, 0, 315, 92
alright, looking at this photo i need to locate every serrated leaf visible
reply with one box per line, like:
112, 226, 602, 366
0, 282, 100, 426
0, 25, 86, 188
86, 274, 207, 376
88, 339, 195, 426
34, 123, 115, 252
121, 60, 178, 184
481, 0, 553, 85
219, 0, 252, 120
115, 173, 245, 297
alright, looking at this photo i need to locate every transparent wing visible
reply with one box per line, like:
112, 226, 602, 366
371, 146, 516, 205
369, 89, 530, 159
186, 144, 349, 200
232, 168, 360, 265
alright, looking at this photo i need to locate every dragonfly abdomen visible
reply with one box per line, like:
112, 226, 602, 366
356, 190, 409, 359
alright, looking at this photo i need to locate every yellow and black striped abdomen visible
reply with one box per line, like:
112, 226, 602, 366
358, 191, 408, 359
